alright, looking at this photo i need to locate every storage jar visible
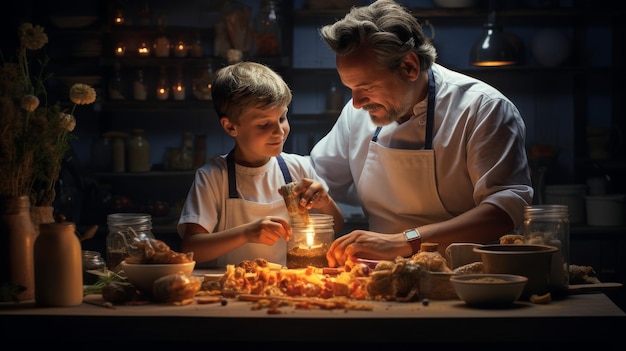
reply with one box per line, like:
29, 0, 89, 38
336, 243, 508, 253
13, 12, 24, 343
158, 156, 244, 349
286, 214, 334, 269
523, 204, 569, 293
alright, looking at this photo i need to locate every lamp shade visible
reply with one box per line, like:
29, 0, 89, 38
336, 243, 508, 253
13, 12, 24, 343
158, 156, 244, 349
470, 24, 520, 66
470, 10, 521, 67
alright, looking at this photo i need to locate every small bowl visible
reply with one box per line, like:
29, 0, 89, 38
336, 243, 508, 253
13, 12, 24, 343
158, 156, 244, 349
473, 244, 557, 297
450, 274, 528, 307
120, 260, 196, 295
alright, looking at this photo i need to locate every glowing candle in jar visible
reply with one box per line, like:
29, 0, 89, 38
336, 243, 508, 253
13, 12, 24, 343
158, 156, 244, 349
114, 9, 125, 25
156, 86, 169, 100
114, 43, 126, 56
174, 41, 188, 57
300, 225, 322, 250
138, 42, 150, 56
173, 82, 185, 101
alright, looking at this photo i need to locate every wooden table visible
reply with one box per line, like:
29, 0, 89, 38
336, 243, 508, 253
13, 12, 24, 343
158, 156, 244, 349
1, 291, 624, 349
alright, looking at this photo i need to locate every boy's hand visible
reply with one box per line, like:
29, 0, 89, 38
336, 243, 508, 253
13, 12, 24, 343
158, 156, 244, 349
244, 216, 292, 245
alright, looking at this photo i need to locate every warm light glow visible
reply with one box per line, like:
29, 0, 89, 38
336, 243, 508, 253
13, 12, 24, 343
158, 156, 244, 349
173, 82, 186, 100
115, 43, 126, 56
156, 86, 169, 100
138, 43, 150, 56
114, 10, 125, 25
306, 226, 314, 249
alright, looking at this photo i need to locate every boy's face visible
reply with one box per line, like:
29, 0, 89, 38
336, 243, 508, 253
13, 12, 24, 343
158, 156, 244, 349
221, 106, 290, 167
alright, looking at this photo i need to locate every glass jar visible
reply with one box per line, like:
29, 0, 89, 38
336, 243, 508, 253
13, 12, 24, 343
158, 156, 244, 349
106, 213, 154, 272
523, 204, 569, 293
108, 61, 125, 100
127, 128, 151, 172
286, 214, 334, 269
133, 69, 148, 101
326, 81, 344, 112
111, 136, 126, 173
192, 62, 214, 101
254, 0, 281, 56
82, 250, 106, 285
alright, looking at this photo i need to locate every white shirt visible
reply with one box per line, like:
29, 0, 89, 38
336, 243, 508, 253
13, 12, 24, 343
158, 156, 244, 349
309, 63, 533, 230
177, 153, 327, 236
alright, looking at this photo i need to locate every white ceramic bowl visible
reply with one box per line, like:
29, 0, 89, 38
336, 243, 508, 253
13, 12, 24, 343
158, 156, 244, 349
450, 274, 528, 307
120, 260, 196, 295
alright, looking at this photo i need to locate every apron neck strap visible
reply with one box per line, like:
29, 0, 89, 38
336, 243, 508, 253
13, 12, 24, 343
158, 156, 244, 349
226, 149, 292, 199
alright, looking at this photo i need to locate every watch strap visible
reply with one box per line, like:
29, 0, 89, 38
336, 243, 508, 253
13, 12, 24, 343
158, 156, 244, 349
404, 228, 421, 256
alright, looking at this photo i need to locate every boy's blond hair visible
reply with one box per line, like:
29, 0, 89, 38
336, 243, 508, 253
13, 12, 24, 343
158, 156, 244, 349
211, 61, 292, 123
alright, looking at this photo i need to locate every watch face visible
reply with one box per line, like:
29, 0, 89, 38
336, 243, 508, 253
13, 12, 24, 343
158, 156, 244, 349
405, 229, 419, 240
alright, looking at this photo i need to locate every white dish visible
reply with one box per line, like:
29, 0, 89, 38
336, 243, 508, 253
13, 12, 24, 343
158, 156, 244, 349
120, 260, 196, 295
450, 273, 527, 307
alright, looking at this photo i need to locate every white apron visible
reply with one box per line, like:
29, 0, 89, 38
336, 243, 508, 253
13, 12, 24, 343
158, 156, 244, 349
214, 151, 291, 267
357, 69, 453, 233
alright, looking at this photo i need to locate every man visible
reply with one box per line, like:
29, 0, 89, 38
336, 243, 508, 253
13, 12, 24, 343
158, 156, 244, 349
309, 0, 533, 267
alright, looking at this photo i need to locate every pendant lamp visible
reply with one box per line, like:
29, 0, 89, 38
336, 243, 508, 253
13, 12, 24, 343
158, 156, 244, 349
469, 1, 521, 67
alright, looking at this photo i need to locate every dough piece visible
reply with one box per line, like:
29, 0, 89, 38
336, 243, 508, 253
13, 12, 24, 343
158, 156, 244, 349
280, 182, 309, 224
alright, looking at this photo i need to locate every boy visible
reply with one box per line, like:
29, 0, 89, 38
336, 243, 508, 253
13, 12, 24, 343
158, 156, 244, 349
178, 62, 343, 267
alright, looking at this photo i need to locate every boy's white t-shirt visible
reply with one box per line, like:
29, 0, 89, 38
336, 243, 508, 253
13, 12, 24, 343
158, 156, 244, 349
177, 152, 327, 265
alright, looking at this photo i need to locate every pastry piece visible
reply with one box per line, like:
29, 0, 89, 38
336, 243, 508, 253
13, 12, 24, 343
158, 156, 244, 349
453, 261, 484, 275
499, 234, 525, 245
280, 182, 309, 224
569, 264, 602, 284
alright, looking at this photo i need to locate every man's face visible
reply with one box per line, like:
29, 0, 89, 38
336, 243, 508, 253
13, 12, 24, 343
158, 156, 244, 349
336, 46, 416, 126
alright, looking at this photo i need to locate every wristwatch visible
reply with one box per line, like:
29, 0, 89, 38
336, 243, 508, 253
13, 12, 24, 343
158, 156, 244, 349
403, 228, 421, 255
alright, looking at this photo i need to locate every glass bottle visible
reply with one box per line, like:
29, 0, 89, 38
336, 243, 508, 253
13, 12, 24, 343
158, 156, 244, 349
254, 0, 281, 56
523, 204, 569, 293
177, 132, 194, 170
286, 214, 334, 269
326, 81, 344, 112
190, 31, 204, 58
192, 62, 214, 101
109, 61, 124, 100
82, 250, 106, 285
34, 222, 83, 307
133, 69, 148, 101
127, 128, 151, 172
106, 213, 154, 272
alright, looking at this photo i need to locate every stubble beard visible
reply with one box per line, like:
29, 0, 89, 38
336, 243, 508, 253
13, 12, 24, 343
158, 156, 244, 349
366, 104, 406, 127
